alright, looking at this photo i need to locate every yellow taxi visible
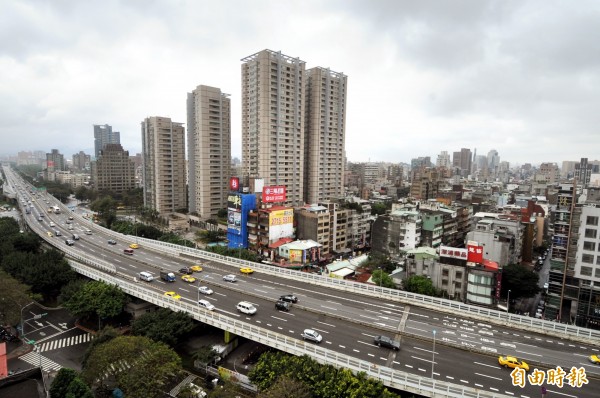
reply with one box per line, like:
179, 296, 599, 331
590, 354, 600, 365
498, 355, 529, 371
240, 267, 254, 274
164, 291, 181, 300
129, 243, 140, 249
46, 231, 53, 237
182, 275, 197, 283
190, 265, 203, 272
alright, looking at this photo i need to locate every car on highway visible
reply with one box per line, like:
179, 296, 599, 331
68, 216, 74, 220
46, 231, 53, 237
129, 243, 139, 249
373, 335, 400, 350
240, 267, 254, 274
275, 300, 290, 311
198, 286, 213, 295
223, 274, 237, 282
107, 239, 117, 245
590, 354, 600, 364
498, 355, 529, 371
68, 225, 74, 230
49, 222, 55, 227
279, 294, 298, 303
164, 291, 181, 300
190, 265, 203, 272
197, 299, 215, 311
182, 275, 196, 283
179, 267, 193, 275
301, 329, 323, 344
65, 239, 75, 246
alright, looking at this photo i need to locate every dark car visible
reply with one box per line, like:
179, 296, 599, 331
275, 300, 290, 311
107, 239, 117, 245
179, 267, 193, 275
279, 294, 298, 303
373, 335, 400, 350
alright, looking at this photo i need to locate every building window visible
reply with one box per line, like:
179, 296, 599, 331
581, 266, 593, 276
585, 228, 597, 239
582, 254, 594, 264
595, 268, 600, 278
584, 241, 596, 251
455, 272, 463, 279
587, 216, 599, 226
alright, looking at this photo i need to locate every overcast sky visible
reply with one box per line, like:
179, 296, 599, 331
1, 0, 599, 167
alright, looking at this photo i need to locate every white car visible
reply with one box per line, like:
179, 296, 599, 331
301, 329, 323, 343
198, 286, 213, 295
223, 274, 237, 283
198, 299, 215, 311
49, 222, 55, 227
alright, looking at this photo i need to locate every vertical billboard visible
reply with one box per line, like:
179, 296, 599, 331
263, 186, 287, 203
268, 208, 294, 244
467, 243, 484, 263
229, 177, 240, 192
227, 193, 242, 234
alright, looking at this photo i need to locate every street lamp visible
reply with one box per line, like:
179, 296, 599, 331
431, 330, 436, 380
378, 267, 383, 288
507, 290, 511, 313
20, 302, 35, 339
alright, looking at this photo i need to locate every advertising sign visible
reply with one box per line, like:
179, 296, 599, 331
439, 246, 468, 260
229, 177, 240, 192
467, 244, 484, 263
263, 185, 287, 203
289, 249, 302, 263
227, 193, 242, 210
227, 209, 241, 233
268, 208, 294, 244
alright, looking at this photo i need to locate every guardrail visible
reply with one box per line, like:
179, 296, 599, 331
25, 195, 600, 345
120, 237, 600, 345
69, 260, 511, 398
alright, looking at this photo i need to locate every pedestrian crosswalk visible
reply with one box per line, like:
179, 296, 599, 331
19, 351, 62, 372
39, 333, 93, 353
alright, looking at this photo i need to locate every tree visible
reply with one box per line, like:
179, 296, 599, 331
403, 275, 437, 296
192, 345, 219, 366
63, 281, 127, 324
81, 326, 119, 368
371, 269, 396, 289
196, 229, 225, 244
216, 208, 228, 218
50, 368, 78, 398
64, 377, 93, 398
260, 375, 312, 398
81, 335, 182, 397
90, 196, 117, 228
131, 308, 194, 347
371, 203, 387, 216
501, 263, 540, 300
0, 269, 38, 326
248, 352, 399, 398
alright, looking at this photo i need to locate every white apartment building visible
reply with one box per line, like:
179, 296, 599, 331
187, 85, 231, 219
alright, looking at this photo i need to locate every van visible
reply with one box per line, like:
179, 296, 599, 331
124, 248, 134, 255
236, 301, 257, 315
139, 271, 154, 282
84, 229, 92, 235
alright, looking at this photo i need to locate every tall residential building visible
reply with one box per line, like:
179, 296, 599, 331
241, 49, 306, 206
304, 67, 347, 204
46, 149, 65, 172
452, 148, 472, 177
436, 151, 452, 169
141, 116, 187, 214
91, 144, 136, 194
539, 162, 560, 184
187, 85, 231, 219
575, 158, 593, 187
93, 124, 120, 158
487, 149, 500, 176
72, 151, 91, 171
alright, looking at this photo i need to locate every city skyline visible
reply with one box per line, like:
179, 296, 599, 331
1, 1, 599, 165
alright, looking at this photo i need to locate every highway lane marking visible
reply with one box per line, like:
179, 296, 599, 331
473, 361, 497, 369
404, 364, 413, 369
489, 387, 499, 391
320, 305, 337, 311
474, 373, 502, 381
545, 389, 578, 397
475, 384, 483, 388
339, 345, 346, 349
367, 353, 375, 357
359, 315, 379, 321
352, 349, 360, 353
254, 289, 269, 294
411, 355, 433, 363
406, 326, 428, 333
271, 316, 287, 322
327, 300, 341, 305
380, 357, 387, 361
393, 361, 400, 365
414, 347, 435, 354
460, 379, 469, 383
217, 309, 240, 317
417, 368, 427, 372
357, 340, 375, 347
503, 391, 514, 396
515, 350, 542, 357
446, 376, 454, 380
317, 321, 336, 328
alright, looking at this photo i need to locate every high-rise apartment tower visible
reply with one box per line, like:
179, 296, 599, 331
94, 124, 120, 158
141, 116, 187, 214
187, 85, 231, 219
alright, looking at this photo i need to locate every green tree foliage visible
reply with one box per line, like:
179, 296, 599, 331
260, 375, 313, 398
196, 229, 225, 244
50, 368, 78, 398
403, 275, 437, 296
1, 249, 76, 299
216, 208, 228, 218
158, 232, 195, 247
371, 203, 388, 216
58, 279, 87, 305
90, 196, 117, 228
0, 269, 38, 326
371, 269, 396, 289
74, 186, 98, 202
248, 352, 399, 398
131, 308, 194, 347
501, 263, 540, 299
64, 280, 127, 321
81, 326, 119, 368
139, 206, 160, 222
192, 345, 219, 366
206, 381, 243, 398
205, 244, 260, 262
81, 335, 182, 398
360, 253, 395, 273
40, 181, 73, 203
64, 377, 93, 398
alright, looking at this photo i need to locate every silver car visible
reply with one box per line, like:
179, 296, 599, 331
223, 274, 237, 282
301, 329, 323, 344
197, 299, 215, 311
198, 286, 213, 295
